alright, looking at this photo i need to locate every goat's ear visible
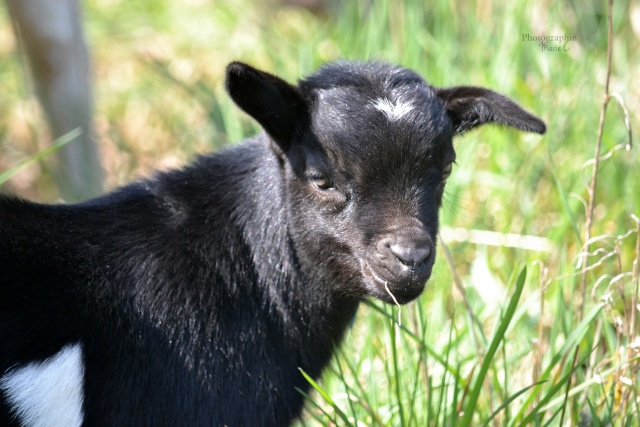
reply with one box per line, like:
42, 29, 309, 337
435, 86, 546, 135
225, 62, 306, 149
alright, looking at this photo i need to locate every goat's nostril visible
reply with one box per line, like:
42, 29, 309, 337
389, 243, 431, 268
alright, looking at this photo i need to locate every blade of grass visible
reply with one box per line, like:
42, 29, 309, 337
539, 354, 640, 412
364, 299, 463, 385
540, 405, 565, 427
387, 305, 407, 427
297, 388, 339, 425
459, 266, 528, 427
298, 368, 354, 426
510, 304, 603, 425
332, 352, 358, 424
0, 128, 81, 185
520, 359, 581, 425
436, 319, 457, 425
481, 380, 547, 427
548, 154, 582, 244
426, 374, 433, 427
330, 344, 386, 426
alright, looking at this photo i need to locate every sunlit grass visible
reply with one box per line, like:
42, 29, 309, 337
1, 0, 639, 425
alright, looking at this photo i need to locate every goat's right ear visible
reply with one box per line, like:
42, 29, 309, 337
225, 62, 306, 150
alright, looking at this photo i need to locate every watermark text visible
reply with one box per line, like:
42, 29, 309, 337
522, 33, 577, 52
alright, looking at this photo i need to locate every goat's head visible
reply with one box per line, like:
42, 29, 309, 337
226, 61, 545, 304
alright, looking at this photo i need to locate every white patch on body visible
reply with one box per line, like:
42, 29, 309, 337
373, 97, 415, 121
0, 343, 84, 427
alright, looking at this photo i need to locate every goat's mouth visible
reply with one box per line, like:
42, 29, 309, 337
360, 261, 428, 304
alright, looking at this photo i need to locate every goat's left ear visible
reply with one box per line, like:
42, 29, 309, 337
225, 62, 307, 150
435, 86, 546, 135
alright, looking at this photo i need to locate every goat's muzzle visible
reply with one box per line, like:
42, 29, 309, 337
361, 228, 435, 304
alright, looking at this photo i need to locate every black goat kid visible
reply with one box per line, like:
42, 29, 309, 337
0, 61, 545, 426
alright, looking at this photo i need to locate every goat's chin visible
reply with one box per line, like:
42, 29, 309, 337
360, 261, 428, 305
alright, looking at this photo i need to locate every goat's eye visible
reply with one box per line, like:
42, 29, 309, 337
442, 162, 453, 181
308, 171, 333, 190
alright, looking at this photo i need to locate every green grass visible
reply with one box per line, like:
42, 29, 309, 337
1, 0, 639, 425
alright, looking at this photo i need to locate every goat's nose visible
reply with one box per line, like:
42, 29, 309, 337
389, 242, 431, 269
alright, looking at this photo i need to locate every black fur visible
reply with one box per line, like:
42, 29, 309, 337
0, 61, 545, 426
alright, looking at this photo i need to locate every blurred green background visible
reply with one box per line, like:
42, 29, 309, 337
1, 0, 639, 425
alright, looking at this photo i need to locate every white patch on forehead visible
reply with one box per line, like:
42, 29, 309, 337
373, 96, 415, 121
0, 343, 84, 427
